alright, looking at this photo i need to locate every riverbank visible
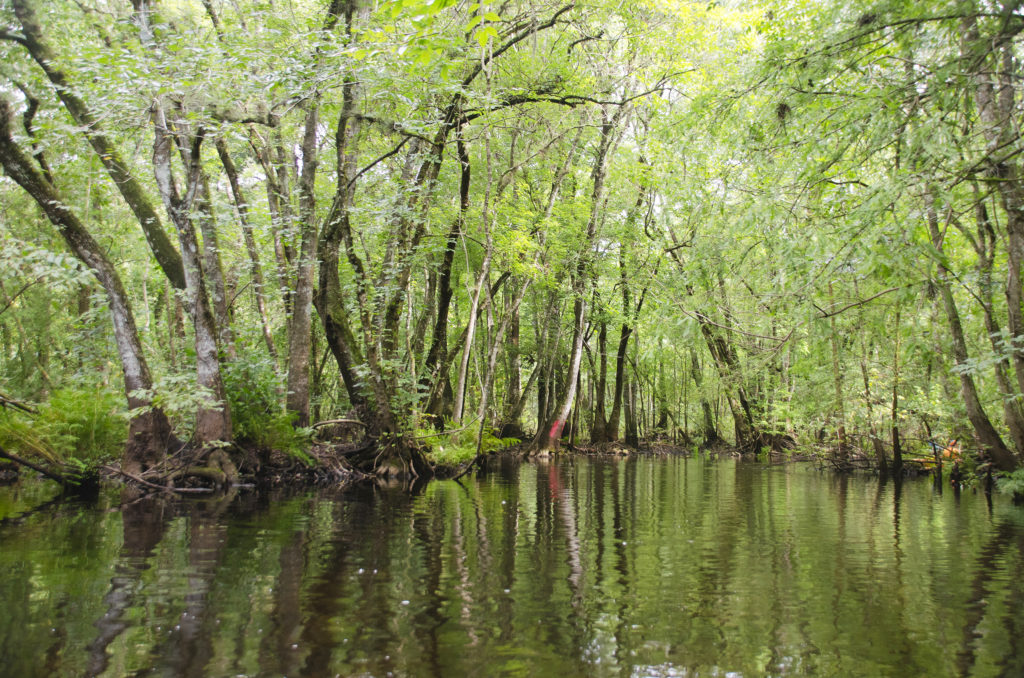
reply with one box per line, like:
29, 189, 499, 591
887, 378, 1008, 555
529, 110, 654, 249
0, 424, 987, 498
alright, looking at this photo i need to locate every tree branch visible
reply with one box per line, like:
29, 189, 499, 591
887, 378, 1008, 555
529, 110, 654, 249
814, 284, 916, 319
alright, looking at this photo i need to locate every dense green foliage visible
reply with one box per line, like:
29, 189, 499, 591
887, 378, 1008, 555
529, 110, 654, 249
2, 0, 1024, 480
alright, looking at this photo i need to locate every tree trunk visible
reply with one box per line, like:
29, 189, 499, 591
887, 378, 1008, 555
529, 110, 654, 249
474, 279, 531, 453
422, 137, 470, 420
151, 106, 232, 445
250, 128, 295, 312
957, 188, 1024, 457
891, 309, 903, 474
926, 197, 1016, 471
690, 347, 718, 445
500, 292, 524, 436
859, 346, 888, 473
590, 318, 609, 443
656, 353, 670, 434
624, 375, 639, 448
0, 100, 172, 471
11, 0, 186, 290
533, 105, 623, 453
315, 67, 368, 417
285, 104, 320, 427
215, 137, 278, 363
828, 280, 848, 463
965, 22, 1024, 410
196, 174, 236, 359
698, 319, 758, 452
453, 248, 493, 424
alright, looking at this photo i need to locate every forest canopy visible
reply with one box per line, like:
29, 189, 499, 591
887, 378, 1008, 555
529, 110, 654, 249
1, 0, 1023, 484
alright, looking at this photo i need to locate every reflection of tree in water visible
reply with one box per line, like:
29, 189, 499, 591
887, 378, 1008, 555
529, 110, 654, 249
13, 457, 1024, 676
955, 519, 1024, 677
536, 459, 588, 666
408, 484, 446, 676
296, 483, 420, 677
493, 458, 521, 646
85, 491, 170, 676
255, 505, 309, 678
147, 491, 235, 676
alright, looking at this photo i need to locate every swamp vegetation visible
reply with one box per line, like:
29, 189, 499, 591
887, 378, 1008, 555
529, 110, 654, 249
2, 0, 1024, 491
6, 3, 1024, 677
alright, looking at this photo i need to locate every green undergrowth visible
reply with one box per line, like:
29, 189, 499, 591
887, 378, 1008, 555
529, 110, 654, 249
416, 420, 519, 468
0, 386, 126, 474
132, 353, 314, 463
998, 467, 1024, 500
222, 353, 313, 463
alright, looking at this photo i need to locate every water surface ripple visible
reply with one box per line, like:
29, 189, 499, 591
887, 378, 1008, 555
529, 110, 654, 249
2, 456, 1023, 677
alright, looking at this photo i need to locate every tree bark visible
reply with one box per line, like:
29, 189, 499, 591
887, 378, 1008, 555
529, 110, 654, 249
249, 128, 295, 312
964, 21, 1024, 406
10, 0, 186, 290
690, 347, 718, 445
953, 190, 1024, 456
500, 290, 523, 435
215, 137, 278, 363
474, 278, 532, 453
624, 374, 639, 448
151, 107, 232, 445
0, 99, 171, 471
927, 198, 1016, 471
452, 249, 493, 424
891, 309, 903, 474
316, 78, 368, 417
534, 105, 623, 453
196, 174, 235, 359
590, 318, 610, 443
422, 137, 470, 420
828, 280, 848, 463
285, 103, 321, 427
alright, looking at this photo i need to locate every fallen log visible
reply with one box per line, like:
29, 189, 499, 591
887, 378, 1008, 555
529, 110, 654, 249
0, 444, 72, 487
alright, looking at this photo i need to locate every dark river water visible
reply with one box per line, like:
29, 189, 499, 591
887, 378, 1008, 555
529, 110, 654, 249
2, 456, 1024, 677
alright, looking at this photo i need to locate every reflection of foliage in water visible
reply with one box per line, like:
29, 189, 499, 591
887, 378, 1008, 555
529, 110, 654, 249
2, 458, 1024, 677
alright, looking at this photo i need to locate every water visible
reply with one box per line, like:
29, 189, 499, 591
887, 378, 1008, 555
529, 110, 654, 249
2, 456, 1023, 677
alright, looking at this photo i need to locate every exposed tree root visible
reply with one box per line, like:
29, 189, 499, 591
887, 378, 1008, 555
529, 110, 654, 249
103, 465, 214, 494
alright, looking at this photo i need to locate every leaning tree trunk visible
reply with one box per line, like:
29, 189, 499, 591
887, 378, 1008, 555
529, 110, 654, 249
10, 0, 186, 290
926, 197, 1016, 471
535, 295, 587, 452
698, 319, 759, 452
0, 100, 172, 472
